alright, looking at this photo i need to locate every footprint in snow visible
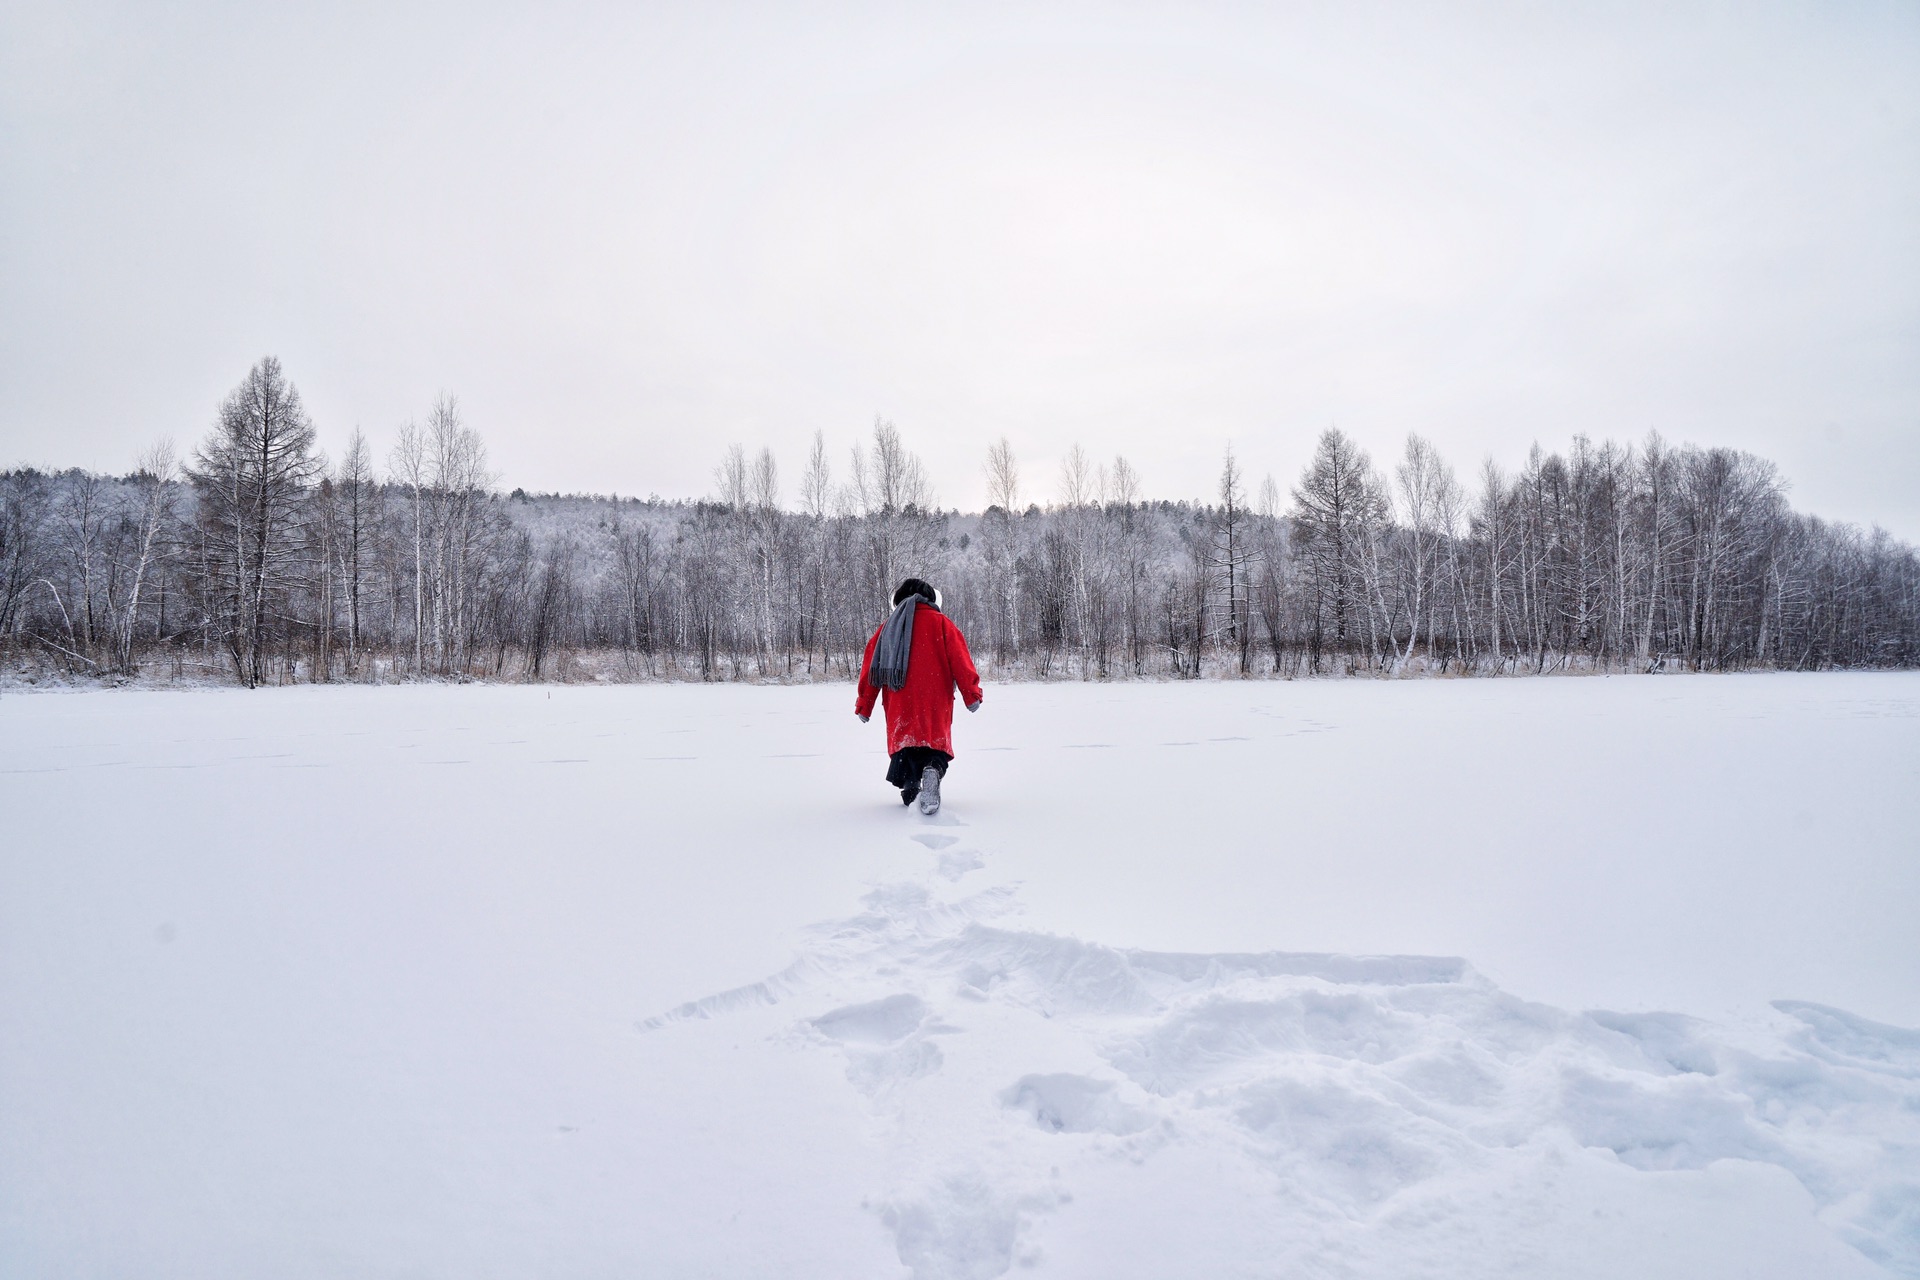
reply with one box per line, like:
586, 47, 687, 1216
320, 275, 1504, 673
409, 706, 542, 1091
813, 993, 929, 1045
910, 833, 983, 880
879, 1174, 1054, 1280
812, 994, 947, 1095
936, 848, 985, 881
639, 878, 1920, 1276
1001, 1073, 1151, 1136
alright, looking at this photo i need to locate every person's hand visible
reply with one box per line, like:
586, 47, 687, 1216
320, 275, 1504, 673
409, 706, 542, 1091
857, 713, 870, 723
966, 700, 981, 713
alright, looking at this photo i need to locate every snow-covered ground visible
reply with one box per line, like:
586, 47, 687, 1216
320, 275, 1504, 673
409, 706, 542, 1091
2, 673, 1917, 1278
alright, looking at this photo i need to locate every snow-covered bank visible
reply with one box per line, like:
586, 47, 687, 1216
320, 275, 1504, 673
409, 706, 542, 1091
2, 674, 1916, 1276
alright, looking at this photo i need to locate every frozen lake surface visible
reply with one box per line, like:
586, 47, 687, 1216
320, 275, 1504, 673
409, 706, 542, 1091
3, 673, 1917, 1277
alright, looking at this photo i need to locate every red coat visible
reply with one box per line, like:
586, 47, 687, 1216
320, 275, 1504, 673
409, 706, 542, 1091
855, 603, 984, 757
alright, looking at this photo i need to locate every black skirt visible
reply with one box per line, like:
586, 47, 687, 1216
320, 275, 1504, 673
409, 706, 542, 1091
886, 746, 951, 791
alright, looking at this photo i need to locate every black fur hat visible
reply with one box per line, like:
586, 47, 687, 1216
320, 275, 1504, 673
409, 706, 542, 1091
893, 578, 938, 608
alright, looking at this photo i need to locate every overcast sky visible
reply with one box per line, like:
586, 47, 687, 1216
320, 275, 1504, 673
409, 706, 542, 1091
3, 1, 1916, 534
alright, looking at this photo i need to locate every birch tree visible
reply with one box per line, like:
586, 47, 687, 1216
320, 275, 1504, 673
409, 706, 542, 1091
115, 441, 178, 674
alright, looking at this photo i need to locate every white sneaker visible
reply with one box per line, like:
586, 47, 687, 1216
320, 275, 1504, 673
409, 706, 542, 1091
916, 765, 942, 815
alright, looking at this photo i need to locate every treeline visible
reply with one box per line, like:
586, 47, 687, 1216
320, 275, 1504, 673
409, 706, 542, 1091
2, 356, 1915, 686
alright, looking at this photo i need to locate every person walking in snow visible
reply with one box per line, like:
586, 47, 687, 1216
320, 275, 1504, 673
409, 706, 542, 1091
856, 578, 984, 815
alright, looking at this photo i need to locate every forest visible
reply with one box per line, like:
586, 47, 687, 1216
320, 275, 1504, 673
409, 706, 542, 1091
3, 357, 1915, 687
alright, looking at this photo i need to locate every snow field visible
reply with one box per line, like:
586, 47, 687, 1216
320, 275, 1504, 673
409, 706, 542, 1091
2, 674, 1917, 1277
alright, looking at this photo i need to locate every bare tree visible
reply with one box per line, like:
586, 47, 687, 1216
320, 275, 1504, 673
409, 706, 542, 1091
799, 430, 835, 672
1291, 428, 1382, 669
1252, 473, 1297, 673
748, 446, 781, 670
611, 516, 663, 675
1211, 446, 1257, 673
333, 429, 375, 676
390, 421, 429, 675
57, 470, 108, 655
1110, 454, 1147, 672
984, 437, 1022, 661
1392, 433, 1453, 667
852, 418, 933, 609
1474, 458, 1512, 667
190, 357, 321, 687
525, 538, 577, 679
114, 441, 178, 674
430, 396, 493, 674
0, 471, 51, 640
1057, 443, 1099, 672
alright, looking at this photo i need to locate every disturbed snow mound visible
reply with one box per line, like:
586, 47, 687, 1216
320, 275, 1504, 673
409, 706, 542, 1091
644, 825, 1919, 1280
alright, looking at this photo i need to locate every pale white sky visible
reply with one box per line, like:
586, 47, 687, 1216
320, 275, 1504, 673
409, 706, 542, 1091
3, 1, 1916, 534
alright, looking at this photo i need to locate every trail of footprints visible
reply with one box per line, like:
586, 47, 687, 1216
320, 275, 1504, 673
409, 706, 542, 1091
642, 810, 1920, 1280
910, 832, 985, 881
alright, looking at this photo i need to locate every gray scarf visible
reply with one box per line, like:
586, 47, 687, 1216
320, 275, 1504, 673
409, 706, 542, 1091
867, 593, 932, 690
